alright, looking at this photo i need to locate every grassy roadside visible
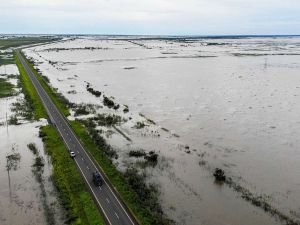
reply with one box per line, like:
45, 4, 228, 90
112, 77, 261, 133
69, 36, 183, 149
70, 120, 158, 225
15, 51, 105, 225
40, 125, 105, 225
19, 51, 71, 117
18, 49, 164, 224
15, 52, 47, 119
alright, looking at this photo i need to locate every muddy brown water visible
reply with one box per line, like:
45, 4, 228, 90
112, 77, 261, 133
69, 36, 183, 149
0, 64, 65, 225
0, 121, 66, 225
24, 37, 300, 225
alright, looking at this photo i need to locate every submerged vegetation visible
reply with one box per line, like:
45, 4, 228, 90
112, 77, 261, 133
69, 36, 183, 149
0, 52, 15, 65
0, 37, 57, 50
11, 97, 35, 120
103, 96, 116, 108
27, 142, 38, 155
79, 118, 118, 159
15, 50, 104, 225
93, 113, 123, 127
8, 115, 19, 125
40, 126, 105, 225
15, 52, 47, 119
29, 145, 56, 225
225, 176, 300, 225
213, 168, 226, 182
8, 36, 300, 225
129, 150, 159, 167
15, 46, 174, 225
86, 83, 101, 97
210, 167, 300, 225
0, 77, 15, 98
73, 103, 96, 116
70, 120, 171, 224
134, 121, 147, 129
21, 51, 72, 116
6, 149, 21, 172
124, 167, 173, 225
129, 150, 147, 157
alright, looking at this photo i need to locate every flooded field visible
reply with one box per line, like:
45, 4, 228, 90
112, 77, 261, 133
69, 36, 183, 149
24, 36, 300, 225
0, 62, 65, 225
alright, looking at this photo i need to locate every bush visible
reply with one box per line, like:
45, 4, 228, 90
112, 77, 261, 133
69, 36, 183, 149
80, 119, 118, 159
86, 85, 101, 97
134, 121, 146, 129
129, 150, 146, 157
33, 156, 45, 168
124, 168, 172, 224
214, 168, 226, 181
8, 115, 18, 125
123, 106, 129, 113
103, 96, 115, 108
93, 114, 122, 127
74, 105, 90, 116
27, 143, 38, 155
144, 151, 158, 165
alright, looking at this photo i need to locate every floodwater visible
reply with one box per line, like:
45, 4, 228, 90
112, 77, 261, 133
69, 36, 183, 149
24, 36, 300, 225
0, 63, 65, 225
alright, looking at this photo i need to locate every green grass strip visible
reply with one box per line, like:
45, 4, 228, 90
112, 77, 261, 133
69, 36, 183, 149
16, 50, 105, 225
19, 51, 71, 117
41, 125, 105, 225
17, 49, 158, 225
70, 120, 156, 225
15, 52, 48, 119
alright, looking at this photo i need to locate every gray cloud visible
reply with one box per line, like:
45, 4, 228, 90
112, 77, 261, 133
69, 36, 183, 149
1, 0, 300, 34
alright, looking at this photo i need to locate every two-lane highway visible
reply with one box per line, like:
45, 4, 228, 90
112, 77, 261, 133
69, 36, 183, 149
16, 50, 137, 225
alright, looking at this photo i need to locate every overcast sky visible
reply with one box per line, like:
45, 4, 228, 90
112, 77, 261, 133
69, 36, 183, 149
1, 0, 300, 35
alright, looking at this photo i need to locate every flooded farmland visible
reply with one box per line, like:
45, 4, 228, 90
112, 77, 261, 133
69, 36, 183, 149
0, 60, 66, 225
24, 36, 300, 225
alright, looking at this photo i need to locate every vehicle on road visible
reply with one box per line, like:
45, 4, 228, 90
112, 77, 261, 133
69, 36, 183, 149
70, 151, 76, 158
92, 171, 103, 186
17, 50, 136, 225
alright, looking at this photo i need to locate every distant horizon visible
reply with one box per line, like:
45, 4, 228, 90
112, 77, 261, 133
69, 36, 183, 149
1, 33, 300, 38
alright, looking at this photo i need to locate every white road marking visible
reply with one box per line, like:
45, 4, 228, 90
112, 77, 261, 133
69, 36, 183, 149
115, 212, 120, 219
73, 160, 113, 225
70, 134, 135, 225
18, 51, 135, 225
106, 198, 110, 204
81, 157, 84, 161
87, 166, 89, 170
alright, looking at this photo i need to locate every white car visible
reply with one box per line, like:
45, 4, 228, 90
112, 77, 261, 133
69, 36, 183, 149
70, 151, 76, 158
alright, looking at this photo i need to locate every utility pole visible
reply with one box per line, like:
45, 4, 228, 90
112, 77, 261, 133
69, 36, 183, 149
5, 65, 9, 133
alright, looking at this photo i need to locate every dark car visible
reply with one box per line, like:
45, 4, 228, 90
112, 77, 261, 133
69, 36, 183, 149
92, 171, 103, 186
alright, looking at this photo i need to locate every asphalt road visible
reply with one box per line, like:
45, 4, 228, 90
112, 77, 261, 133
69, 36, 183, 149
16, 50, 137, 225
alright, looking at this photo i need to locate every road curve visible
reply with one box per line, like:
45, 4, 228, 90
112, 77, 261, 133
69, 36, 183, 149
16, 50, 138, 225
